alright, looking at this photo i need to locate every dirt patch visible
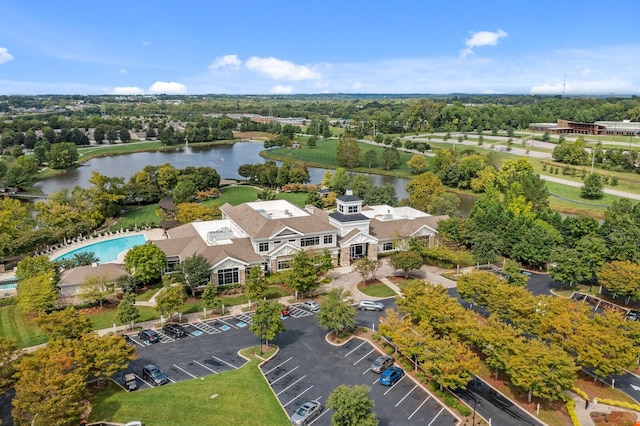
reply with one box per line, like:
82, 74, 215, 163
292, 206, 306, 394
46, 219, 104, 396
77, 304, 114, 315
356, 279, 383, 288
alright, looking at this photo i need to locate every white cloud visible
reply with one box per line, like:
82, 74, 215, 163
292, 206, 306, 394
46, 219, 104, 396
112, 86, 144, 95
460, 29, 508, 57
142, 40, 152, 46
148, 81, 187, 94
119, 69, 128, 74
0, 47, 15, 64
209, 54, 242, 70
245, 56, 321, 80
270, 85, 293, 94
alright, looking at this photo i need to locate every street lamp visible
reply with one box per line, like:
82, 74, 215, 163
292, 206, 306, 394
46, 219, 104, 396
472, 394, 478, 426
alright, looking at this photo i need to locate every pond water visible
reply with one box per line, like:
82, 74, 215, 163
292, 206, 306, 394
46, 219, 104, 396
34, 142, 476, 216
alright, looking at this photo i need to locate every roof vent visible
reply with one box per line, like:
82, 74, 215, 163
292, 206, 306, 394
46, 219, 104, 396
345, 189, 353, 196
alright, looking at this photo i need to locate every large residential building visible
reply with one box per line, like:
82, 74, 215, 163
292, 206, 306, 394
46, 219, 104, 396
151, 192, 447, 287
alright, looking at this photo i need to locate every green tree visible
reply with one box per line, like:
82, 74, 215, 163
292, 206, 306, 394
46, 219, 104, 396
249, 300, 285, 353
581, 174, 604, 199
336, 135, 360, 168
548, 248, 590, 289
115, 293, 140, 328
354, 257, 380, 285
0, 336, 18, 393
285, 250, 319, 298
119, 126, 131, 143
180, 253, 211, 295
305, 191, 324, 209
172, 179, 198, 204
390, 251, 423, 278
316, 288, 357, 334
155, 277, 186, 321
245, 266, 268, 304
202, 282, 222, 315
471, 231, 500, 266
502, 259, 529, 287
331, 167, 350, 194
16, 255, 59, 282
16, 271, 59, 316
124, 243, 166, 285
36, 307, 93, 340
79, 272, 117, 308
327, 384, 378, 426
46, 142, 79, 169
407, 154, 429, 174
405, 172, 446, 213
380, 147, 400, 170
363, 149, 377, 168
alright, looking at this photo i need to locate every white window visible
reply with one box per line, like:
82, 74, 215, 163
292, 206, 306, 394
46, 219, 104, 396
324, 235, 333, 244
338, 204, 344, 213
217, 268, 239, 286
277, 259, 291, 270
382, 242, 395, 252
258, 242, 269, 252
301, 236, 320, 247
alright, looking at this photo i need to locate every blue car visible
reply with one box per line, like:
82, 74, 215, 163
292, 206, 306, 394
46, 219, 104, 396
379, 366, 404, 386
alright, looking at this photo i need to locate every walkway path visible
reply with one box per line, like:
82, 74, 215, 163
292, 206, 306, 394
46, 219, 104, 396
567, 391, 640, 426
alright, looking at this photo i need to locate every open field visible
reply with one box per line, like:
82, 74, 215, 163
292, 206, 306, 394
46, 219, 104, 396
0, 305, 47, 349
88, 347, 288, 426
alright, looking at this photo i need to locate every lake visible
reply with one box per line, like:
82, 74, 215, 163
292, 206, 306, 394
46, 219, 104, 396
34, 142, 476, 215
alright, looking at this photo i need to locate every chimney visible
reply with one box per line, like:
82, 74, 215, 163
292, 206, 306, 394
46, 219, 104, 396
345, 189, 353, 196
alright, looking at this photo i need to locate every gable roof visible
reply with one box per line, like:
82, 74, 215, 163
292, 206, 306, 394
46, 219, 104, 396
58, 263, 129, 287
369, 215, 448, 240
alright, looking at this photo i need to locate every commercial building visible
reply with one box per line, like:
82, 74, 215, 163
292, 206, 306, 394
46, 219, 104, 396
529, 119, 640, 136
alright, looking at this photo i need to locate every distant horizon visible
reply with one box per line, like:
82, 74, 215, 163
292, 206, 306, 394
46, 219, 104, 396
1, 1, 639, 96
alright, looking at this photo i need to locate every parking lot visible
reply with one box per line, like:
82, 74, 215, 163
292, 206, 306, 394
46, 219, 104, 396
112, 303, 318, 391
262, 315, 458, 426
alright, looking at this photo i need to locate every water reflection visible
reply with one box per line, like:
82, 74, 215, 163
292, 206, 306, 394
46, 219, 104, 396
34, 142, 476, 216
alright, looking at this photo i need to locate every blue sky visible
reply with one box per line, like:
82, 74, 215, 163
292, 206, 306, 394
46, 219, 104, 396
1, 0, 639, 96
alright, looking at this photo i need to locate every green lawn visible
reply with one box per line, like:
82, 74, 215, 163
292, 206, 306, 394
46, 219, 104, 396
357, 282, 397, 298
88, 348, 289, 426
0, 305, 47, 349
262, 138, 416, 177
90, 305, 160, 330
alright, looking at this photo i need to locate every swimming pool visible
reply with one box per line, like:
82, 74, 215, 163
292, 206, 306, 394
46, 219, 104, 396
53, 234, 147, 263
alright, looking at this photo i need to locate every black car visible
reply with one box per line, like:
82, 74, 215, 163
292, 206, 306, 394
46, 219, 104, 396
142, 364, 169, 386
163, 323, 188, 338
138, 329, 160, 344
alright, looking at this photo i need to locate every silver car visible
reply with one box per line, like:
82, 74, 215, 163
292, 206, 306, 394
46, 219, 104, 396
290, 400, 323, 425
370, 355, 395, 373
358, 299, 384, 311
300, 301, 320, 313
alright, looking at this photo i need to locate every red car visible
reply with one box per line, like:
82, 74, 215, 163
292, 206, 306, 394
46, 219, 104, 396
281, 306, 291, 317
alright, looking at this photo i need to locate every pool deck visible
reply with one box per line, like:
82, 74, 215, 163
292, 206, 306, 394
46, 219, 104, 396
0, 228, 168, 285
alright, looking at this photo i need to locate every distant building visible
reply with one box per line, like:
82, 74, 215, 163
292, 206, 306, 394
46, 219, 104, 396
57, 263, 129, 300
529, 119, 640, 136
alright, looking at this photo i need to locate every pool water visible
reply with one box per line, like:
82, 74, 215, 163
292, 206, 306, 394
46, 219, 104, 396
54, 235, 147, 263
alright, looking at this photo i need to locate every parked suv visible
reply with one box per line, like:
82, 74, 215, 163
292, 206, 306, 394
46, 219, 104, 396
358, 300, 384, 311
138, 329, 160, 344
142, 364, 169, 386
163, 323, 188, 338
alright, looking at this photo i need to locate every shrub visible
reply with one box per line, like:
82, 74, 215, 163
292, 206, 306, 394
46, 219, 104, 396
595, 398, 640, 412
0, 297, 17, 307
385, 346, 395, 355
457, 404, 471, 417
572, 387, 589, 400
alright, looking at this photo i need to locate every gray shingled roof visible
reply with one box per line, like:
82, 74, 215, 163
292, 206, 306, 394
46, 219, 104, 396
329, 211, 370, 223
368, 215, 448, 239
58, 263, 129, 287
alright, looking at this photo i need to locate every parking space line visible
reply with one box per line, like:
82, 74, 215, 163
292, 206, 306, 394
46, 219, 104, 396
282, 384, 314, 407
217, 318, 238, 329
344, 341, 366, 357
277, 375, 307, 396
395, 384, 417, 407
383, 376, 405, 395
354, 348, 375, 365
372, 376, 380, 385
212, 354, 238, 369
408, 395, 431, 420
191, 321, 219, 334
426, 407, 444, 426
138, 377, 153, 387
270, 365, 299, 385
310, 407, 331, 425
264, 357, 292, 375
193, 360, 217, 373
173, 364, 197, 378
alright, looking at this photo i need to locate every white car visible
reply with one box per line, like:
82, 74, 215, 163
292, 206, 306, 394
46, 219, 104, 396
300, 301, 320, 313
357, 300, 384, 311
